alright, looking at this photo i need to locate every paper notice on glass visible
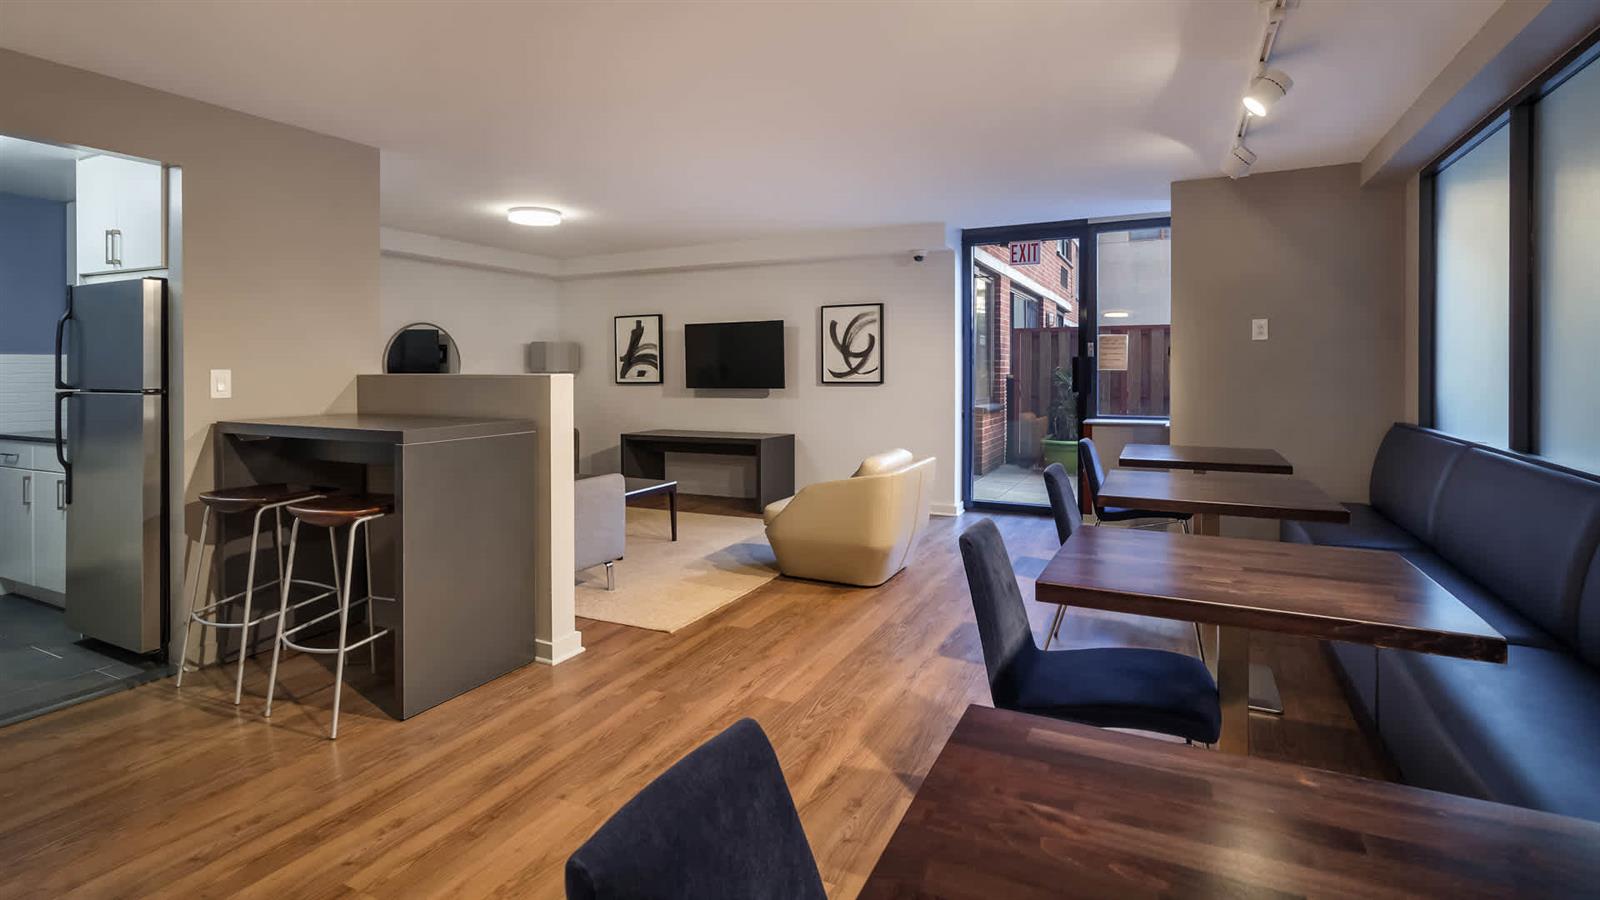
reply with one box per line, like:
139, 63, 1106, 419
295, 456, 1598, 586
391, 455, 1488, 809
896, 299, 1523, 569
1098, 333, 1129, 371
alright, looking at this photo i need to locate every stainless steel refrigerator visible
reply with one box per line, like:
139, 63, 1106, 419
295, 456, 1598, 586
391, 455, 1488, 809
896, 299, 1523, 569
54, 277, 168, 654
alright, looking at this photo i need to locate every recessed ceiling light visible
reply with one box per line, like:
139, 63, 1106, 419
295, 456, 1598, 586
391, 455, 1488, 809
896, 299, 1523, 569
507, 206, 562, 227
1243, 68, 1293, 117
1103, 310, 1131, 319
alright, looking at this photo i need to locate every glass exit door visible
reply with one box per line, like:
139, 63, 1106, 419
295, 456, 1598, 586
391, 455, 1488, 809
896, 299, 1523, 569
963, 218, 1172, 511
967, 235, 1083, 509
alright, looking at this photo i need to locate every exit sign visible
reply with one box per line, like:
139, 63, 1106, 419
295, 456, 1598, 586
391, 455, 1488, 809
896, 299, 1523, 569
1008, 241, 1042, 266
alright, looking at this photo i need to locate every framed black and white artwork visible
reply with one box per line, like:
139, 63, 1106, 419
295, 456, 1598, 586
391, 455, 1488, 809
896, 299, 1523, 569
614, 314, 663, 384
819, 303, 883, 385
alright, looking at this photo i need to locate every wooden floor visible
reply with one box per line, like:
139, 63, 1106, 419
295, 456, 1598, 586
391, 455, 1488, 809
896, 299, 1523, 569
0, 511, 1388, 899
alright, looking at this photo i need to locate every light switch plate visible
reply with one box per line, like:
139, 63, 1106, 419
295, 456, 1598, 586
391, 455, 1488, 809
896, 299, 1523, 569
210, 369, 232, 399
1251, 318, 1269, 341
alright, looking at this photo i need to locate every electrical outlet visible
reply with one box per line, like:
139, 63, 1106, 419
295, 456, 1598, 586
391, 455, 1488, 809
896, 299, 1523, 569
210, 369, 232, 399
1251, 318, 1269, 341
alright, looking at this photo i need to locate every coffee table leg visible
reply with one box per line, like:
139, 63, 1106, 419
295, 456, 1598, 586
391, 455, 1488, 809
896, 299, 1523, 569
669, 488, 678, 541
1217, 626, 1251, 755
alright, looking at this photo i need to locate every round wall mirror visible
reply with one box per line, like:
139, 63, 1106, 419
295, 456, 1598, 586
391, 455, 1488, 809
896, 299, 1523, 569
383, 322, 460, 374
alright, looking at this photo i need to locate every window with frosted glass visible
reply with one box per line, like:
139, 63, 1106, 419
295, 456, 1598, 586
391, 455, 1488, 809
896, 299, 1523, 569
1434, 125, 1509, 447
1534, 56, 1600, 474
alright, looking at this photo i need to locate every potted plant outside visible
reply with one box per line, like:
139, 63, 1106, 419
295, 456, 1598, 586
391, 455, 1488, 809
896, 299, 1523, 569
1039, 366, 1079, 473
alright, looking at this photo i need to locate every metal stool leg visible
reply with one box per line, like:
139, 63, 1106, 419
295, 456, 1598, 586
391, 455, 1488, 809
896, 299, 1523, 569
232, 504, 273, 705
364, 522, 377, 672
263, 518, 301, 718
329, 521, 362, 740
176, 509, 212, 687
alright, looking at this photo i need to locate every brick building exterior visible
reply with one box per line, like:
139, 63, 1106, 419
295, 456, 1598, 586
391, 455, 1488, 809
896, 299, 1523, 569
971, 241, 1078, 476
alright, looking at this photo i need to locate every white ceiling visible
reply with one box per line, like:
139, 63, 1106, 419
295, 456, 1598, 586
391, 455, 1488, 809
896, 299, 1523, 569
0, 0, 1497, 257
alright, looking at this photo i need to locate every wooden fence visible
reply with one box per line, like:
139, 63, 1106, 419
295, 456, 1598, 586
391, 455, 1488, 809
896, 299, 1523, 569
1009, 323, 1171, 431
1095, 325, 1170, 417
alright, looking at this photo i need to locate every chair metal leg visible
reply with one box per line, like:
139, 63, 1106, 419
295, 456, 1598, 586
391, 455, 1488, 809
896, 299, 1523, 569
604, 560, 615, 591
1044, 604, 1067, 650
263, 519, 301, 718
176, 510, 211, 687
329, 521, 361, 740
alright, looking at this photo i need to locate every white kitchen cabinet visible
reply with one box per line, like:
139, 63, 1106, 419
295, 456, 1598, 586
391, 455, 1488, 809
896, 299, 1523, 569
0, 467, 35, 585
31, 472, 67, 594
75, 154, 164, 276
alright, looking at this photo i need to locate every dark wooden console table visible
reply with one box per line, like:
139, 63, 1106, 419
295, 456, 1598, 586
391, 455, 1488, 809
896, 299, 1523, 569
619, 430, 795, 510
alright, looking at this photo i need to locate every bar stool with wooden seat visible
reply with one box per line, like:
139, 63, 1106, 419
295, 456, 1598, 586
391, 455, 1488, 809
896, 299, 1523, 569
177, 484, 339, 704
264, 493, 395, 739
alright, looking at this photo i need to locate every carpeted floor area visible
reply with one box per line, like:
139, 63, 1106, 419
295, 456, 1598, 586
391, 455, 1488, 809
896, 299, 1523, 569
574, 507, 779, 632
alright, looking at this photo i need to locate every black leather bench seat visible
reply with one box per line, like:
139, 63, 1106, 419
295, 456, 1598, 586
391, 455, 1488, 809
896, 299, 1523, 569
1295, 424, 1600, 822
1379, 645, 1600, 822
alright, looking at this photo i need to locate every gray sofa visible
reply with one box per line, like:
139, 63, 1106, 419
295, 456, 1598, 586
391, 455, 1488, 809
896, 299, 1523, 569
576, 474, 625, 589
1283, 424, 1600, 821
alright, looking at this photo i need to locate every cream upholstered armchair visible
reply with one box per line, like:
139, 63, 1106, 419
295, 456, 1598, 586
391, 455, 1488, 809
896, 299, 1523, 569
762, 449, 937, 587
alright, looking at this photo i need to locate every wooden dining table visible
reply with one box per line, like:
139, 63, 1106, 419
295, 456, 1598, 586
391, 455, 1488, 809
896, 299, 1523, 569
1098, 466, 1349, 535
1035, 526, 1505, 754
1095, 465, 1352, 714
1120, 442, 1294, 474
859, 705, 1600, 899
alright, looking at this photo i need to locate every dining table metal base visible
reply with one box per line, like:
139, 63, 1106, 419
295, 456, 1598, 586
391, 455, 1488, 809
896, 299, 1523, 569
1193, 511, 1284, 718
1217, 625, 1252, 754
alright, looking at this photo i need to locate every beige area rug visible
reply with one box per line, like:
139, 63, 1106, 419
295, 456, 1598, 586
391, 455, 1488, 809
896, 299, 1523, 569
575, 507, 779, 632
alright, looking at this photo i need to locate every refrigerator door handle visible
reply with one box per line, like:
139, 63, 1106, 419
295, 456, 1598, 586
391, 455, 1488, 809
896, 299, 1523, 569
21, 474, 31, 507
55, 286, 74, 390
55, 391, 73, 505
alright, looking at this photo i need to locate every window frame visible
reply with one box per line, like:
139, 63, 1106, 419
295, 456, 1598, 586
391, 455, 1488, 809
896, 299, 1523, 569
1420, 27, 1600, 455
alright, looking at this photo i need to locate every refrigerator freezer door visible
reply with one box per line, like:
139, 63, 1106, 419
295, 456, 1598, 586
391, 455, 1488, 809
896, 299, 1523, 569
58, 278, 165, 392
63, 392, 164, 653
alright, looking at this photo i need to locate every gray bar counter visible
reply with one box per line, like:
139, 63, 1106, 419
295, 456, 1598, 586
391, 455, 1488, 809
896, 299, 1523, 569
214, 414, 538, 719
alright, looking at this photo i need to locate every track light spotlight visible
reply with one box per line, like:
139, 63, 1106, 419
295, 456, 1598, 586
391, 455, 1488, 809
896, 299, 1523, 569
1243, 68, 1293, 117
1222, 141, 1257, 179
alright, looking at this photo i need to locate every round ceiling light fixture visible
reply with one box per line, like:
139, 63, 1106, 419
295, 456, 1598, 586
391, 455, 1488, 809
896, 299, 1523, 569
1243, 68, 1293, 117
1221, 140, 1257, 179
507, 206, 563, 227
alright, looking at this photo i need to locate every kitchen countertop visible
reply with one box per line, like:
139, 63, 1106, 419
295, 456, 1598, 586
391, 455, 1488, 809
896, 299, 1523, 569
215, 414, 537, 445
0, 431, 58, 445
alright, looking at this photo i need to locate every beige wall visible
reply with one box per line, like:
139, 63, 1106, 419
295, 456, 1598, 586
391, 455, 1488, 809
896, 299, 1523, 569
560, 252, 963, 513
0, 49, 379, 659
0, 49, 380, 495
1171, 164, 1405, 509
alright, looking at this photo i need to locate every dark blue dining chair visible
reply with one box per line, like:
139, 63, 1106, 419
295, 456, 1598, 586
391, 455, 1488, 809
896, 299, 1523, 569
1080, 438, 1192, 529
565, 718, 826, 900
959, 518, 1220, 744
1040, 462, 1082, 648
1041, 462, 1083, 545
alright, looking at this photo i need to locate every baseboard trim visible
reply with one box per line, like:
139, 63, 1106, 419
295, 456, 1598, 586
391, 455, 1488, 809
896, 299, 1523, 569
536, 632, 586, 666
932, 502, 964, 517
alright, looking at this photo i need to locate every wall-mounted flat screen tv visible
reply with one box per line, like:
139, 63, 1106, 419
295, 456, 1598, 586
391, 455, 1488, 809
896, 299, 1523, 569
684, 320, 785, 389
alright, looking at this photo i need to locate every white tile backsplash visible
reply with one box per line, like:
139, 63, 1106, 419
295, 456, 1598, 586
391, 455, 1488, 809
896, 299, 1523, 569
0, 354, 56, 433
